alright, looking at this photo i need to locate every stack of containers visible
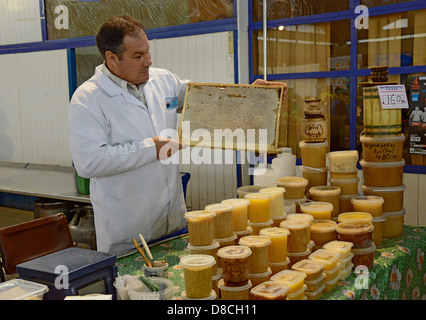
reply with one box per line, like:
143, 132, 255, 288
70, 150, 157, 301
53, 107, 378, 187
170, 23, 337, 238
185, 210, 221, 293
276, 176, 309, 212
244, 192, 273, 235
259, 187, 286, 227
271, 270, 308, 300
259, 227, 291, 276
360, 70, 406, 240
308, 186, 341, 220
204, 204, 237, 253
221, 198, 252, 242
308, 249, 341, 293
328, 150, 360, 214
292, 259, 326, 300
299, 97, 329, 192
323, 240, 354, 280
238, 235, 272, 288
280, 220, 311, 268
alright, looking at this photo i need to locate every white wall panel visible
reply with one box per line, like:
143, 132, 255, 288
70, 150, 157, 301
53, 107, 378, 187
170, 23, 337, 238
150, 32, 238, 210
0, 49, 70, 166
0, 0, 43, 45
403, 173, 418, 226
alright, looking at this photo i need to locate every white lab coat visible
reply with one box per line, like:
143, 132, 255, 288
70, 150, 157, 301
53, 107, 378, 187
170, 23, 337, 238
68, 65, 189, 255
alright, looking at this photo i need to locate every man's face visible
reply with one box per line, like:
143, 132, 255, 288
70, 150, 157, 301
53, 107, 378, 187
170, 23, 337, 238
108, 30, 152, 85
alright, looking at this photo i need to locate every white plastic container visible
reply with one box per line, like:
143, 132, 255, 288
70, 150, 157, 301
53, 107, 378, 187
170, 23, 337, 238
0, 279, 48, 300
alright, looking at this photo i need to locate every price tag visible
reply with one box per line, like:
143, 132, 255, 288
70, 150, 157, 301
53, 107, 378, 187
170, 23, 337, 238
377, 85, 409, 109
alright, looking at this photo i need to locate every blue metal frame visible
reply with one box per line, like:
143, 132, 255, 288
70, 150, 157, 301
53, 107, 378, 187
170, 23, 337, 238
248, 0, 426, 175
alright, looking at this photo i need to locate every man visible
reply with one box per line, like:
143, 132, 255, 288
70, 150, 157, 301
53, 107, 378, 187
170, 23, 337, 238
68, 15, 286, 255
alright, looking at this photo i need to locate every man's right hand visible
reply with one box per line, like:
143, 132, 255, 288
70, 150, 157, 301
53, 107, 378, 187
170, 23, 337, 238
152, 136, 185, 160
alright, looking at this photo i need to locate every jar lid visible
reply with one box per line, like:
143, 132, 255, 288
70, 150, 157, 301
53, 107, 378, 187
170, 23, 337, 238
309, 186, 341, 196
328, 150, 359, 159
360, 134, 405, 143
299, 140, 329, 148
215, 234, 237, 243
270, 270, 307, 284
237, 185, 263, 194
279, 219, 310, 230
323, 240, 354, 252
259, 187, 286, 195
276, 176, 309, 188
238, 235, 271, 248
268, 257, 290, 267
250, 281, 290, 299
187, 240, 220, 251
248, 219, 273, 227
286, 213, 314, 222
244, 193, 271, 200
359, 159, 405, 168
361, 184, 406, 193
338, 212, 373, 223
372, 215, 386, 222
291, 259, 325, 275
180, 254, 216, 269
184, 210, 216, 220
259, 227, 291, 237
311, 220, 337, 233
181, 289, 217, 300
300, 201, 334, 213
217, 245, 252, 259
308, 249, 341, 264
217, 279, 252, 291
329, 177, 360, 184
336, 221, 374, 235
384, 209, 406, 217
351, 196, 384, 205
221, 198, 250, 207
205, 203, 234, 213
351, 243, 377, 255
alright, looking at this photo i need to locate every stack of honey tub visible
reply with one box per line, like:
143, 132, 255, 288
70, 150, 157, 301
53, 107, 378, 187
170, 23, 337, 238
298, 97, 329, 197
359, 66, 406, 241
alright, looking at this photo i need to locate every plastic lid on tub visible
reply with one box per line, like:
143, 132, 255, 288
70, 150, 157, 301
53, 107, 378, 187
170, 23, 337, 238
259, 227, 291, 237
311, 220, 337, 233
328, 150, 359, 160
384, 209, 406, 217
309, 186, 341, 196
244, 193, 271, 200
286, 213, 314, 223
361, 184, 406, 193
204, 203, 234, 213
237, 185, 263, 193
276, 176, 309, 188
351, 243, 377, 255
180, 254, 216, 270
359, 159, 405, 167
360, 134, 405, 143
221, 198, 250, 207
338, 212, 373, 223
336, 221, 374, 235
299, 140, 329, 148
181, 289, 217, 300
308, 249, 341, 264
372, 215, 387, 222
238, 235, 271, 248
250, 281, 290, 299
300, 201, 334, 213
291, 259, 326, 275
279, 219, 310, 230
187, 240, 220, 251
351, 196, 384, 205
329, 177, 360, 184
323, 240, 354, 253
259, 187, 286, 195
184, 210, 216, 220
270, 270, 307, 284
217, 279, 252, 291
0, 279, 49, 300
217, 245, 252, 259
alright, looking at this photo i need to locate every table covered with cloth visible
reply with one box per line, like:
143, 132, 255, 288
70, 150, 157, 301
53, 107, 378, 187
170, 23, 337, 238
116, 225, 425, 300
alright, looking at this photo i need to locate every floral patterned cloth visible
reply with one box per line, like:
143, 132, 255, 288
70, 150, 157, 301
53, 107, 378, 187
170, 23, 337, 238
116, 225, 425, 300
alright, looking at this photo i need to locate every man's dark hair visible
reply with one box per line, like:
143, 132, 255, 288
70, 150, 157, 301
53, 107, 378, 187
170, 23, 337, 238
96, 15, 144, 59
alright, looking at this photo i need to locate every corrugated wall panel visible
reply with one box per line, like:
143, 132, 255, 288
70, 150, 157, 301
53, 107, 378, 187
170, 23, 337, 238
0, 0, 42, 45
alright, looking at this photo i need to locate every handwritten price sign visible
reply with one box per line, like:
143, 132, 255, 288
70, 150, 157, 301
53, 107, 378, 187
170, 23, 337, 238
377, 85, 409, 109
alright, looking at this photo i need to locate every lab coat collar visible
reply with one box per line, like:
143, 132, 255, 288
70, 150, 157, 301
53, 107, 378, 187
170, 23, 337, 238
93, 65, 149, 108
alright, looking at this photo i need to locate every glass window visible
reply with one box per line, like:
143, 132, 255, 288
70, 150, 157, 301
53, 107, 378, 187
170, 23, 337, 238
252, 20, 351, 76
357, 9, 426, 69
252, 0, 349, 21
45, 0, 234, 40
273, 77, 351, 157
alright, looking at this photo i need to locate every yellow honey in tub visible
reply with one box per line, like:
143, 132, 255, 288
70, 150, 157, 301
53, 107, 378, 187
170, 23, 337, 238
184, 210, 216, 246
205, 204, 234, 239
372, 215, 386, 247
383, 209, 405, 239
361, 185, 405, 213
309, 186, 341, 218
244, 193, 271, 223
187, 241, 220, 275
286, 213, 314, 243
339, 194, 358, 213
180, 254, 216, 299
217, 279, 252, 300
239, 235, 271, 274
276, 176, 309, 199
300, 201, 333, 220
338, 212, 373, 223
299, 140, 328, 168
328, 150, 359, 172
351, 196, 384, 218
248, 219, 273, 235
291, 259, 325, 282
308, 249, 340, 272
310, 220, 337, 249
287, 284, 308, 300
323, 240, 354, 259
360, 160, 405, 188
270, 270, 307, 294
280, 220, 310, 253
259, 227, 290, 262
249, 268, 272, 287
221, 198, 250, 232
259, 187, 285, 218
329, 177, 360, 196
269, 258, 290, 276
250, 281, 290, 300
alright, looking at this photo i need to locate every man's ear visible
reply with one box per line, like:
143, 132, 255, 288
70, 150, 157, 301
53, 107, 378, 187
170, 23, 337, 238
105, 51, 119, 70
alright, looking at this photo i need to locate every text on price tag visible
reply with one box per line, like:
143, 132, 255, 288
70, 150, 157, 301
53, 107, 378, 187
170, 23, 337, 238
377, 85, 409, 109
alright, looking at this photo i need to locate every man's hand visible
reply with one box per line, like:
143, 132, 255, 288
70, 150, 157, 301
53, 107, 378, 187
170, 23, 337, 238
152, 136, 185, 160
252, 79, 288, 100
